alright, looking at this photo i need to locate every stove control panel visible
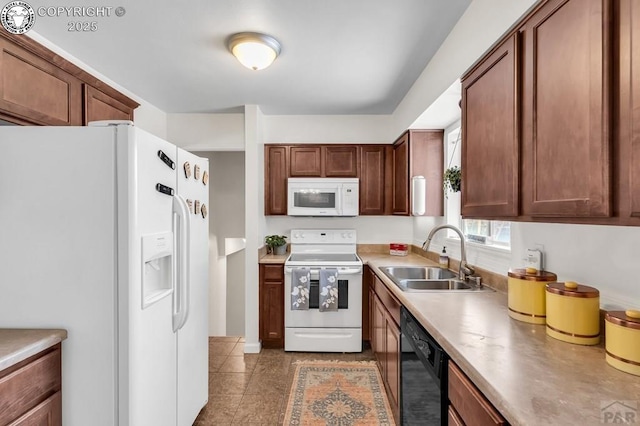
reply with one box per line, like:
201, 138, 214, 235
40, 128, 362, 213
290, 229, 356, 245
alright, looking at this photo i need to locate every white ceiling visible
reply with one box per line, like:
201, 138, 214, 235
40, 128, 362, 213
29, 0, 470, 115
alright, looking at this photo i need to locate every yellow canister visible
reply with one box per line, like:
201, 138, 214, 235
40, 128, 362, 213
545, 281, 600, 345
605, 310, 640, 376
507, 268, 557, 324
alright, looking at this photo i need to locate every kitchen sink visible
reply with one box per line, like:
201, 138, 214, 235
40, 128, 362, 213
379, 266, 456, 281
379, 266, 491, 292
399, 279, 471, 291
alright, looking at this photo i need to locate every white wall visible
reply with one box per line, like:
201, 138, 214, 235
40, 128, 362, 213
390, 0, 538, 137
194, 151, 246, 336
512, 223, 640, 309
264, 115, 394, 143
167, 114, 245, 151
244, 105, 265, 353
266, 216, 414, 245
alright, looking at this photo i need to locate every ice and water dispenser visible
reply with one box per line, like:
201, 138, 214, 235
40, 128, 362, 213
142, 232, 173, 308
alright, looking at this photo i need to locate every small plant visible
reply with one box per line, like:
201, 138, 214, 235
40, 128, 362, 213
444, 166, 461, 194
265, 235, 287, 254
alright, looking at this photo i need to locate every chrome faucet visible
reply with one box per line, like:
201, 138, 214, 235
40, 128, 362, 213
422, 225, 475, 281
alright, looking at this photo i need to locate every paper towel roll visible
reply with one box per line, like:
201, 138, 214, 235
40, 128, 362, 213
411, 175, 426, 215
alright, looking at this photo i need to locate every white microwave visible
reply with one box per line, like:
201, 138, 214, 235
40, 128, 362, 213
287, 178, 359, 216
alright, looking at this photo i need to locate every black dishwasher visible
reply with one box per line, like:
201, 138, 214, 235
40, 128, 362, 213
400, 306, 448, 426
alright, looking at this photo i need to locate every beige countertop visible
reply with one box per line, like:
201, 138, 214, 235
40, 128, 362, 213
360, 253, 640, 426
0, 329, 67, 371
258, 253, 288, 264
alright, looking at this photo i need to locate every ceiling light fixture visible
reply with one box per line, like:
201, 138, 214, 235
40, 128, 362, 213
227, 32, 281, 71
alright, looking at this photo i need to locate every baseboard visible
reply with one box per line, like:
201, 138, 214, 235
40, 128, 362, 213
244, 341, 262, 354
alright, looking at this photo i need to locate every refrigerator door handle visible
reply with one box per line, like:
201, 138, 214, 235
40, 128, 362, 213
172, 195, 191, 332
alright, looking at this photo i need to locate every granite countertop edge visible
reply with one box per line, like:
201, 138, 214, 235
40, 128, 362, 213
360, 253, 640, 426
0, 329, 68, 371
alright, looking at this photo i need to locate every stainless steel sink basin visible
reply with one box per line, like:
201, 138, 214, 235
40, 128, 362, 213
379, 266, 456, 281
379, 266, 491, 292
399, 279, 471, 291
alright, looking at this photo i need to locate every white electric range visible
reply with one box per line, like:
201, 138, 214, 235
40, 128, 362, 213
284, 229, 363, 352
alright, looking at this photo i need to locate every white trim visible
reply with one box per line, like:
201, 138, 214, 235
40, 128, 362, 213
243, 341, 261, 354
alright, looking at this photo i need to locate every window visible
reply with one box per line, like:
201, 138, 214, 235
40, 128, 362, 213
462, 220, 510, 247
444, 124, 510, 249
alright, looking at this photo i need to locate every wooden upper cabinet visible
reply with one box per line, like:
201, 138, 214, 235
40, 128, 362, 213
0, 30, 138, 127
631, 0, 640, 219
264, 145, 288, 215
324, 146, 358, 177
618, 0, 640, 221
521, 0, 612, 217
83, 85, 135, 124
359, 145, 388, 215
392, 130, 444, 216
461, 34, 519, 218
289, 146, 322, 176
392, 133, 410, 215
0, 36, 82, 126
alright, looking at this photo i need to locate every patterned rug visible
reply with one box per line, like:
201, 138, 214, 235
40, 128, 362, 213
283, 360, 396, 425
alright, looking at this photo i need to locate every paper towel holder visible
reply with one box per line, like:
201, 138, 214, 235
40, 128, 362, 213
411, 175, 426, 215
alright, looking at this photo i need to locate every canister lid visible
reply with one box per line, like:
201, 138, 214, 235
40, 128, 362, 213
508, 268, 557, 282
546, 281, 599, 298
606, 310, 640, 330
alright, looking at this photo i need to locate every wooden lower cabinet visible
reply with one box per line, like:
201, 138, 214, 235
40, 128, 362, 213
0, 344, 62, 426
259, 264, 285, 348
448, 405, 466, 426
448, 361, 507, 426
370, 275, 401, 425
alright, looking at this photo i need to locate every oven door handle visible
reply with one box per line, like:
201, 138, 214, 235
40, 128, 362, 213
284, 267, 363, 276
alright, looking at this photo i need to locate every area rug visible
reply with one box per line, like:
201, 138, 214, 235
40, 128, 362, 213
283, 360, 396, 425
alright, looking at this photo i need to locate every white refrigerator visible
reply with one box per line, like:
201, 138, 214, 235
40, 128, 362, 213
0, 122, 209, 426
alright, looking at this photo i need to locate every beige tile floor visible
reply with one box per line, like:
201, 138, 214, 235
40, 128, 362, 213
193, 336, 375, 425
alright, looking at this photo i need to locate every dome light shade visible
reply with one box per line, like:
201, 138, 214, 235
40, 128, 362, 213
227, 32, 281, 71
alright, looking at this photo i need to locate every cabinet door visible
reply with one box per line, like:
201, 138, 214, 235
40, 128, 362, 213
324, 146, 358, 177
362, 266, 372, 341
448, 361, 506, 426
264, 146, 288, 215
0, 38, 82, 126
521, 0, 612, 217
619, 0, 640, 219
371, 292, 386, 371
448, 405, 466, 426
359, 145, 387, 215
461, 34, 519, 218
11, 391, 61, 426
83, 85, 134, 123
290, 146, 322, 177
259, 265, 284, 348
632, 0, 640, 218
392, 133, 410, 215
385, 314, 400, 424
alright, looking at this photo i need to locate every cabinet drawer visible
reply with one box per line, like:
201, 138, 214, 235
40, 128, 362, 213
373, 276, 400, 326
0, 346, 62, 425
448, 361, 506, 426
263, 264, 284, 281
448, 405, 466, 426
9, 391, 62, 426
